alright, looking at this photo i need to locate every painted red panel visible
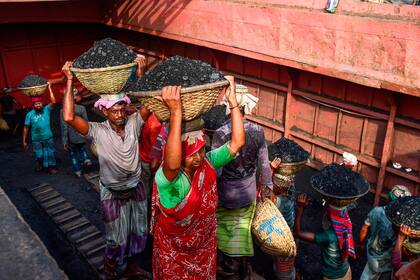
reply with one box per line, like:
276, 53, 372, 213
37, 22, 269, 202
345, 82, 373, 107
199, 48, 214, 66
3, 49, 34, 86
28, 25, 56, 46
292, 97, 316, 135
364, 119, 387, 159
314, 146, 334, 164
316, 107, 338, 141
297, 71, 322, 94
398, 94, 420, 120
168, 41, 186, 57
392, 125, 420, 170
360, 165, 379, 185
185, 45, 199, 60
226, 53, 242, 74
243, 58, 260, 78
279, 67, 288, 86
274, 91, 286, 125
322, 76, 346, 100
338, 114, 364, 152
257, 86, 276, 121
261, 62, 278, 83
371, 89, 391, 112
273, 131, 283, 142
32, 46, 61, 79
0, 27, 29, 48
61, 42, 91, 61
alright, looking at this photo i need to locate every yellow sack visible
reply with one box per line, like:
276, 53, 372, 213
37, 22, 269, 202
251, 198, 296, 258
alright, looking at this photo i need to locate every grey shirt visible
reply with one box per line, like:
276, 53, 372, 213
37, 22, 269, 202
60, 104, 88, 145
87, 112, 144, 190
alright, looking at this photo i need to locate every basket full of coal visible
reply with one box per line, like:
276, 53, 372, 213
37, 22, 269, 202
17, 75, 48, 97
127, 56, 229, 121
311, 163, 370, 207
268, 137, 310, 175
71, 38, 137, 95
385, 196, 420, 238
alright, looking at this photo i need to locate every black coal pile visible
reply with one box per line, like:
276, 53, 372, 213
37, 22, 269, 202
268, 137, 309, 163
18, 75, 48, 88
73, 38, 136, 69
128, 56, 226, 91
385, 196, 420, 231
311, 163, 369, 197
203, 105, 228, 131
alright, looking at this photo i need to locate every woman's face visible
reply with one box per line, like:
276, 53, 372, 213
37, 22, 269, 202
183, 147, 206, 172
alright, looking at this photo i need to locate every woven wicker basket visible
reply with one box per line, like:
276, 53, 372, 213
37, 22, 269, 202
71, 62, 136, 94
276, 159, 308, 176
251, 198, 296, 258
273, 173, 295, 194
18, 84, 48, 97
129, 80, 230, 121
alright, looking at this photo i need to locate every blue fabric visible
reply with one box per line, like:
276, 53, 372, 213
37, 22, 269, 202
24, 105, 53, 141
68, 143, 90, 172
33, 138, 56, 168
275, 184, 296, 229
363, 206, 395, 273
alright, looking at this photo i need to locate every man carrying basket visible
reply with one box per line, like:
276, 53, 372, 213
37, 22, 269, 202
62, 57, 152, 280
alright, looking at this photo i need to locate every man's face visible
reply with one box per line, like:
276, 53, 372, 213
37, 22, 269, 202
103, 103, 127, 126
33, 102, 43, 111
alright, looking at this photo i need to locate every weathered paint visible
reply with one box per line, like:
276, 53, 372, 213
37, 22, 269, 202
0, 23, 419, 199
102, 0, 420, 97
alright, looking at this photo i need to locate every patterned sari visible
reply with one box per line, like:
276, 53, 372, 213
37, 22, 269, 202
151, 158, 218, 280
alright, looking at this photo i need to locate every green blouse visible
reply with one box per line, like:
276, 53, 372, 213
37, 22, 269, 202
155, 143, 234, 209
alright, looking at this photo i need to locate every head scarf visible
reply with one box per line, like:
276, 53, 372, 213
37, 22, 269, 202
181, 129, 206, 159
222, 84, 259, 115
389, 185, 411, 201
325, 204, 356, 261
31, 96, 43, 103
94, 93, 131, 110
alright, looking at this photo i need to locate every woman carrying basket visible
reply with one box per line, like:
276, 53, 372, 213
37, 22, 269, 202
151, 76, 245, 280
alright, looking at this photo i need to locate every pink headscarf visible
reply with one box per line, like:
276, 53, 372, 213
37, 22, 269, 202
94, 93, 131, 110
31, 96, 43, 103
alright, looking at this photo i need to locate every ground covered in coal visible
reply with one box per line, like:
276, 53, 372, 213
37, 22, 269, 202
18, 74, 48, 88
311, 163, 369, 197
203, 105, 228, 131
128, 55, 226, 91
0, 104, 383, 280
268, 137, 310, 163
385, 196, 420, 231
73, 38, 136, 69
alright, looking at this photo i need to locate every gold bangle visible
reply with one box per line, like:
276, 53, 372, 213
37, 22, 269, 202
229, 104, 239, 110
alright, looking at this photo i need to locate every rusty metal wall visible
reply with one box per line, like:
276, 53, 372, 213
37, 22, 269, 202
1, 23, 418, 201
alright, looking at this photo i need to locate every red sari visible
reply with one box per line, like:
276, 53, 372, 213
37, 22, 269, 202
151, 158, 218, 280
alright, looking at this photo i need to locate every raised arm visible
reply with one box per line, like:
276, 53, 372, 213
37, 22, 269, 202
47, 82, 57, 105
224, 76, 245, 155
61, 61, 89, 136
295, 193, 315, 242
161, 86, 182, 182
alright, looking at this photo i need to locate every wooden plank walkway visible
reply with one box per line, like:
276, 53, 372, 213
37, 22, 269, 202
27, 183, 104, 277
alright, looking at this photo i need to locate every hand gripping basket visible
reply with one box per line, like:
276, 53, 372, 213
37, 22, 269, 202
251, 198, 296, 258
18, 84, 48, 97
129, 80, 230, 121
71, 62, 136, 94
